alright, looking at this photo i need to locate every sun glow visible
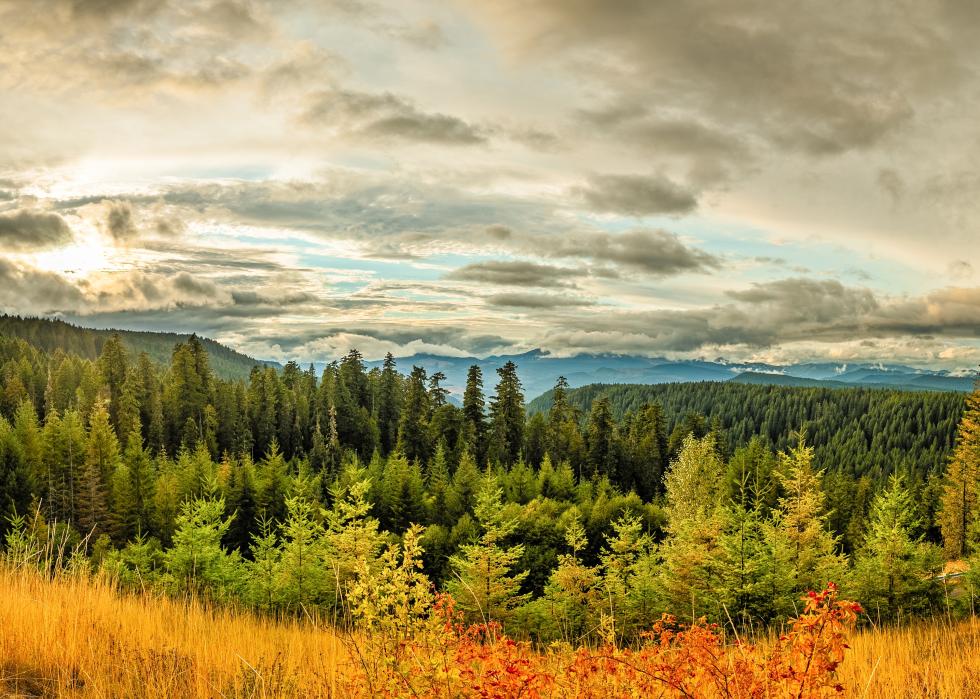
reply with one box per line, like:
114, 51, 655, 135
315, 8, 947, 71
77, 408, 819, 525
26, 234, 120, 278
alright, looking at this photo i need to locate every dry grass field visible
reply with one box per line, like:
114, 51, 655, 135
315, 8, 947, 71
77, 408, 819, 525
1, 567, 978, 698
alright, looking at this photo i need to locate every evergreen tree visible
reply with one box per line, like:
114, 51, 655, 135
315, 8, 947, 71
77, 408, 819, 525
448, 473, 529, 624
599, 511, 657, 639
162, 496, 241, 600
223, 456, 258, 555
624, 403, 668, 501
539, 512, 598, 642
488, 361, 525, 467
658, 434, 726, 620
277, 495, 327, 610
725, 436, 779, 514
246, 516, 280, 611
585, 396, 618, 482
462, 365, 486, 462
376, 353, 401, 454
378, 451, 426, 532
396, 366, 430, 465
854, 474, 942, 621
324, 470, 383, 609
97, 333, 129, 434
0, 417, 31, 540
940, 387, 980, 558
775, 433, 847, 595
448, 449, 481, 518
77, 405, 120, 539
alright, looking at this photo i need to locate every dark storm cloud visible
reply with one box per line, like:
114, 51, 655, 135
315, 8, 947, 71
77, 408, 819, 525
301, 88, 487, 145
445, 260, 574, 288
574, 173, 698, 216
0, 209, 73, 250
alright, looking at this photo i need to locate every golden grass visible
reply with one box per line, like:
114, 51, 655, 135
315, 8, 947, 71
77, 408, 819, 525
3, 566, 980, 698
0, 568, 350, 698
837, 616, 980, 698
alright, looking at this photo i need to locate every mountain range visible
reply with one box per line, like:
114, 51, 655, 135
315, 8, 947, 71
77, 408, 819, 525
362, 350, 978, 399
2, 316, 975, 396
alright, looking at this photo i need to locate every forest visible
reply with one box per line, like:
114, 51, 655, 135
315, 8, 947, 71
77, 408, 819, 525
1, 327, 979, 646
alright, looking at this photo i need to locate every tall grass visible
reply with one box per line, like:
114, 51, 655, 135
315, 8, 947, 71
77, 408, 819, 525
2, 565, 979, 698
0, 567, 348, 698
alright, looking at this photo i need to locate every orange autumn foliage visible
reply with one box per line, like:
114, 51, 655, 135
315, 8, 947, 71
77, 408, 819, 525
342, 584, 862, 698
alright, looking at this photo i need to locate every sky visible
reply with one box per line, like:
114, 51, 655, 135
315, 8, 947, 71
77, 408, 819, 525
2, 0, 980, 367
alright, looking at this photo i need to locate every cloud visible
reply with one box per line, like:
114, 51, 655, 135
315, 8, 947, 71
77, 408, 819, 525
301, 88, 487, 145
547, 229, 721, 276
0, 209, 74, 250
574, 173, 698, 216
445, 260, 575, 288
104, 200, 137, 241
485, 292, 594, 309
467, 0, 933, 157
0, 259, 86, 310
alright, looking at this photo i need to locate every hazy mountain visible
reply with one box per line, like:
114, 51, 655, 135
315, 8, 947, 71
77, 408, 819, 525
358, 351, 977, 399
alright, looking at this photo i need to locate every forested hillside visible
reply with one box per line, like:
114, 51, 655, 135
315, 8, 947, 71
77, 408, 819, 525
1, 330, 979, 645
0, 314, 273, 380
528, 381, 963, 483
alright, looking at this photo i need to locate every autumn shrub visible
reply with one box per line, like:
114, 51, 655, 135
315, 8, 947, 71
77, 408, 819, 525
342, 581, 861, 698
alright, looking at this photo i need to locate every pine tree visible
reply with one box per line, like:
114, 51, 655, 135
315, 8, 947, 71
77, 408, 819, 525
246, 516, 280, 612
725, 436, 779, 514
0, 416, 32, 541
97, 333, 129, 434
462, 365, 487, 463
716, 504, 771, 625
324, 470, 383, 610
277, 495, 327, 610
488, 361, 525, 467
376, 353, 401, 454
447, 473, 529, 625
378, 451, 426, 532
12, 401, 42, 492
585, 396, 618, 482
541, 512, 598, 642
854, 474, 942, 621
256, 440, 289, 524
397, 366, 430, 465
940, 387, 980, 559
223, 456, 258, 555
775, 433, 847, 595
448, 448, 481, 518
658, 433, 727, 620
624, 403, 668, 501
77, 405, 120, 539
163, 496, 241, 600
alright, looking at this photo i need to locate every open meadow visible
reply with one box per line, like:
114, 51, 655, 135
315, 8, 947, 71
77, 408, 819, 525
2, 567, 978, 699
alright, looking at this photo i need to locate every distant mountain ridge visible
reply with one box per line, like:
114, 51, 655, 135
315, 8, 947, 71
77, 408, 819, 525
357, 350, 977, 399
0, 315, 277, 381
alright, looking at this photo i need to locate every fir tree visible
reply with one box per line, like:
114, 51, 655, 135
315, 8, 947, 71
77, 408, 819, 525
775, 433, 847, 596
462, 365, 487, 463
277, 495, 327, 610
488, 361, 525, 467
448, 473, 529, 625
396, 366, 430, 465
940, 387, 980, 559
163, 496, 241, 600
854, 474, 942, 620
